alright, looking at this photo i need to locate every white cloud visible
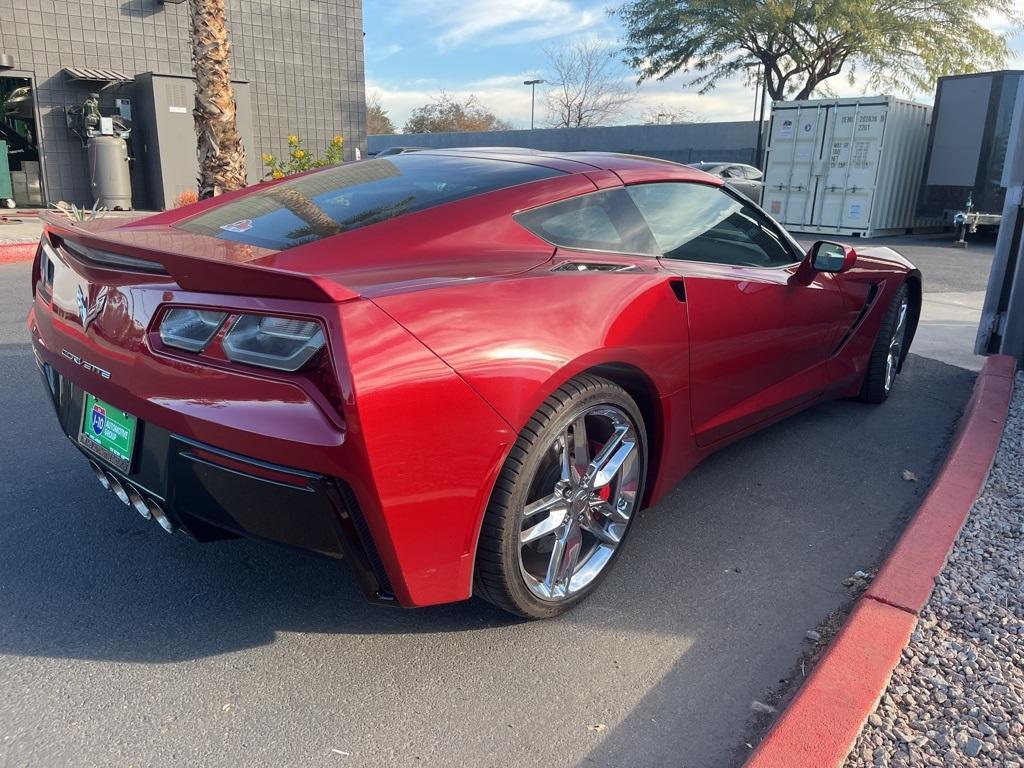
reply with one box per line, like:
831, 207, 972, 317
391, 0, 605, 51
366, 42, 403, 62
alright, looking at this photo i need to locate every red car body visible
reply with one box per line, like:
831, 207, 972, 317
27, 150, 920, 608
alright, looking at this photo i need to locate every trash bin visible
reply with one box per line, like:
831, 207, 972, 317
0, 140, 14, 208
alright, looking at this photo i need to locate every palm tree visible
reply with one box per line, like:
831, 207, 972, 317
267, 186, 341, 240
188, 0, 246, 198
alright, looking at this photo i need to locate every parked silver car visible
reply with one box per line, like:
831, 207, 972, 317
687, 162, 763, 204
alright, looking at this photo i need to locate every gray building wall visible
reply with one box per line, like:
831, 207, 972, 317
0, 0, 366, 207
368, 121, 765, 165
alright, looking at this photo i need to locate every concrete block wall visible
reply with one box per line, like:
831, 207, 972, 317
0, 0, 366, 207
368, 121, 766, 166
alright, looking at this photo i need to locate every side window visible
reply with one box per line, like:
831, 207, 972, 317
626, 183, 798, 268
514, 188, 657, 255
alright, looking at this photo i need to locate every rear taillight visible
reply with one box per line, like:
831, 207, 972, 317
36, 240, 57, 291
222, 315, 325, 372
156, 308, 325, 372
160, 308, 228, 352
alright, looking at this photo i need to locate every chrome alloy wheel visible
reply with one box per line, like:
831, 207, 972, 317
885, 296, 909, 392
518, 404, 642, 602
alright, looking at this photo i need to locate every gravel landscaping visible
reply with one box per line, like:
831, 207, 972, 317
846, 372, 1023, 767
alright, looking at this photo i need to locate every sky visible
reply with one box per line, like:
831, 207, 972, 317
363, 0, 1024, 132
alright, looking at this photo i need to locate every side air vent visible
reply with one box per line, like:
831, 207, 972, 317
830, 283, 880, 356
552, 262, 638, 273
669, 280, 686, 302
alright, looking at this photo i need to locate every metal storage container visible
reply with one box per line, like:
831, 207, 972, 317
917, 70, 1023, 222
762, 96, 936, 237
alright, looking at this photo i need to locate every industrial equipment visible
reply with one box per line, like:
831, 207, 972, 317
67, 93, 133, 210
0, 139, 14, 208
133, 72, 257, 210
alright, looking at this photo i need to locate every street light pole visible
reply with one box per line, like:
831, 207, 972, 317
524, 79, 544, 130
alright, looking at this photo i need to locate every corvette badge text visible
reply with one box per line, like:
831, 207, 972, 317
61, 349, 112, 380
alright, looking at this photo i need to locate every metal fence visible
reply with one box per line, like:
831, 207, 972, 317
368, 121, 765, 166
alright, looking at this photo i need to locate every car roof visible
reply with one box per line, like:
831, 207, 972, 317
409, 146, 718, 183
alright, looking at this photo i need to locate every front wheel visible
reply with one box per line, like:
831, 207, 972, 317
474, 375, 647, 619
861, 283, 910, 404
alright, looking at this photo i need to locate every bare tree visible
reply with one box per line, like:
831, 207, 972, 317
188, 0, 246, 198
545, 40, 636, 128
366, 89, 396, 135
640, 102, 703, 124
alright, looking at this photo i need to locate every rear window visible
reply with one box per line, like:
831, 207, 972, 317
176, 154, 562, 251
514, 188, 658, 255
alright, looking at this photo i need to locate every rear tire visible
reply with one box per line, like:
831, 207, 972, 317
861, 283, 910, 404
474, 375, 647, 619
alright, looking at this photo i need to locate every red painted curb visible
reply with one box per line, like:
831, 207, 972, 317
746, 354, 1016, 768
746, 599, 917, 768
866, 356, 1015, 613
0, 242, 37, 265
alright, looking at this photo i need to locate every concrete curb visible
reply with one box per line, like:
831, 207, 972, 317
0, 242, 38, 265
745, 354, 1016, 768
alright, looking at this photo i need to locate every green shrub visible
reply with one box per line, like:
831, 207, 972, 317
262, 134, 344, 179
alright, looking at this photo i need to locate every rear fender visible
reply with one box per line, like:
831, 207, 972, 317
336, 300, 515, 607
372, 264, 701, 554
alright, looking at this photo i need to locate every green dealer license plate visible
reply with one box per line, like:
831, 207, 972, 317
78, 393, 138, 473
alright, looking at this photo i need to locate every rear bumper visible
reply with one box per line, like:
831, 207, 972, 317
37, 358, 397, 605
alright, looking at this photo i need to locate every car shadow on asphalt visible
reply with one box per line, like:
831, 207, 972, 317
0, 348, 973, 669
0, 344, 524, 663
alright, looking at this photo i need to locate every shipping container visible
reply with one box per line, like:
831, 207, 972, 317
917, 70, 1023, 224
762, 97, 936, 237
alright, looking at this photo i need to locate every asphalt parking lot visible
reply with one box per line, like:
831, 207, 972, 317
0, 236, 986, 767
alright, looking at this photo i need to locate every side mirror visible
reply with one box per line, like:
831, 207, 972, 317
808, 241, 856, 273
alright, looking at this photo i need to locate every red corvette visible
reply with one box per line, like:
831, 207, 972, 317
27, 150, 920, 618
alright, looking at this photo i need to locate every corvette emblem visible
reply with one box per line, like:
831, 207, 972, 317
76, 285, 106, 331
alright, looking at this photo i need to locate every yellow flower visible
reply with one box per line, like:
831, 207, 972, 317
287, 134, 299, 144
293, 148, 306, 159
261, 153, 274, 164
271, 169, 285, 179
331, 135, 343, 146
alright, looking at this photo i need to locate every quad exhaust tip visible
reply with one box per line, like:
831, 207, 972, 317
89, 461, 110, 490
148, 500, 175, 534
88, 461, 175, 533
106, 474, 131, 506
125, 486, 152, 520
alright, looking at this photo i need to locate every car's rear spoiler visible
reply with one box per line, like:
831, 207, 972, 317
42, 216, 358, 303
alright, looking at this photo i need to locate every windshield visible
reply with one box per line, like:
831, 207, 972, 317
176, 154, 562, 251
